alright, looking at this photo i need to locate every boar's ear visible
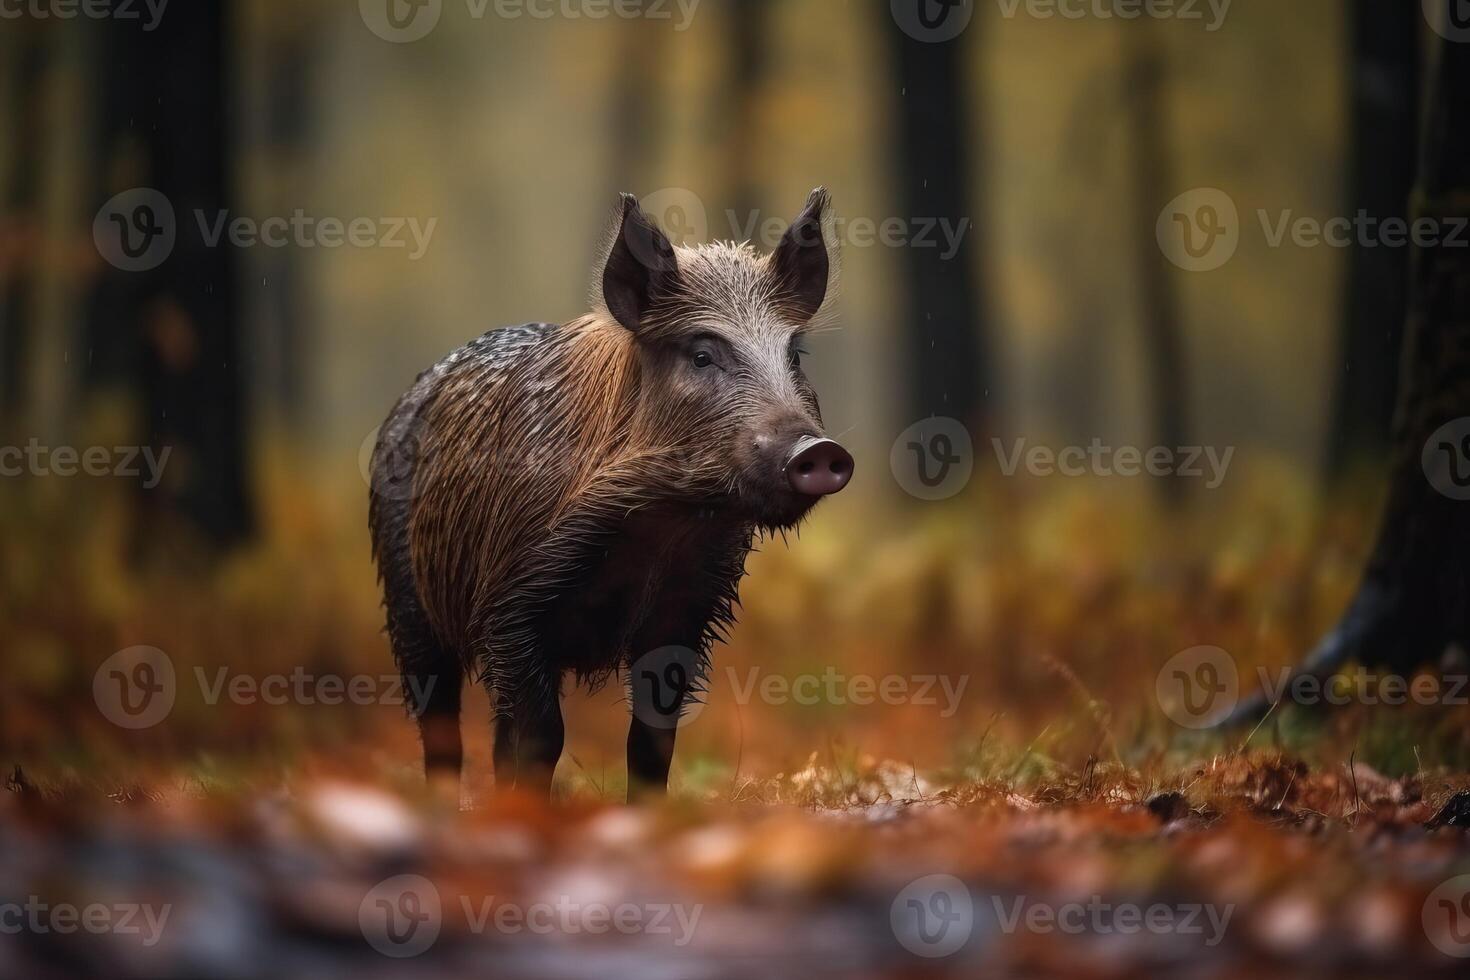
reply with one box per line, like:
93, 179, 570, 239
602, 194, 680, 333
769, 187, 831, 323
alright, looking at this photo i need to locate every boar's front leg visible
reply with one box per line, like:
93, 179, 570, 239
407, 662, 464, 788
491, 676, 565, 799
626, 645, 700, 801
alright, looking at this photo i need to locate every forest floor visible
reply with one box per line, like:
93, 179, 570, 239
6, 748, 1470, 978
5, 462, 1470, 977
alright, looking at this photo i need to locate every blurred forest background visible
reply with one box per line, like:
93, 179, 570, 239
11, 4, 1470, 975
0, 0, 1461, 798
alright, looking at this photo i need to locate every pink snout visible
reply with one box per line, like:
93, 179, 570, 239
785, 437, 854, 496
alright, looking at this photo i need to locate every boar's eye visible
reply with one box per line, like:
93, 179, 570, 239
687, 334, 724, 370
788, 341, 807, 370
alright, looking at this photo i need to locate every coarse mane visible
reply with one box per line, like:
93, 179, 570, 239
404, 314, 748, 708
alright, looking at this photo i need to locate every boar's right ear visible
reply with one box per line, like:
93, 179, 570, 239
769, 187, 832, 323
602, 194, 680, 333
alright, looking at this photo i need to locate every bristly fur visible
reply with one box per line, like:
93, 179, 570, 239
368, 189, 838, 720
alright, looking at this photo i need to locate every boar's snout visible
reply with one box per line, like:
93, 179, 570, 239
785, 436, 853, 496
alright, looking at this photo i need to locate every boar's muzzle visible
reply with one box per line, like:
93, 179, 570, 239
784, 436, 853, 497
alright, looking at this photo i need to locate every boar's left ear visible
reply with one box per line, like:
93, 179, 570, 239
769, 187, 831, 323
602, 193, 681, 333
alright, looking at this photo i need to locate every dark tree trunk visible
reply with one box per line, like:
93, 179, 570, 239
1222, 11, 1470, 724
0, 32, 46, 425
1327, 0, 1421, 474
727, 0, 769, 223
90, 4, 253, 552
1122, 22, 1188, 502
887, 18, 988, 437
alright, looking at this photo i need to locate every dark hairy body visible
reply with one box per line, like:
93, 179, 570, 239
368, 190, 851, 800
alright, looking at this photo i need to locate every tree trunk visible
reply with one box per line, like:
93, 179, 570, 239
1326, 0, 1420, 475
90, 4, 253, 553
1222, 9, 1470, 724
887, 18, 988, 438
727, 0, 769, 223
0, 31, 46, 425
1122, 22, 1188, 502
